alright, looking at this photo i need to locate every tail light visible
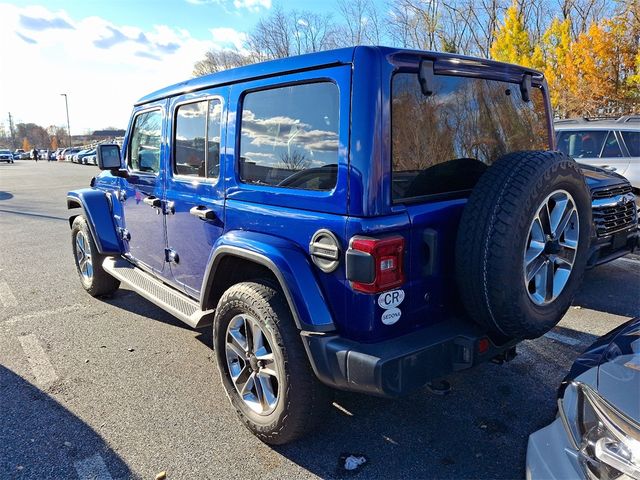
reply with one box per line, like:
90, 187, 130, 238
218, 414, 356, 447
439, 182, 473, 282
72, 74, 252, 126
346, 235, 405, 293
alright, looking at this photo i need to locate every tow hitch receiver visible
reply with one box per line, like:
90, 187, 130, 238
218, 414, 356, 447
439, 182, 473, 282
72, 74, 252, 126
491, 347, 517, 365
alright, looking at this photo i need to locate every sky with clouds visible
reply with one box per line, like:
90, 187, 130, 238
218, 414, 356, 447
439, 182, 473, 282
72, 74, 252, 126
0, 0, 346, 135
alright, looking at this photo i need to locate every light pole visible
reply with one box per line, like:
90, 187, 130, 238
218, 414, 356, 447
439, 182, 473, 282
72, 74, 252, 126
60, 93, 71, 147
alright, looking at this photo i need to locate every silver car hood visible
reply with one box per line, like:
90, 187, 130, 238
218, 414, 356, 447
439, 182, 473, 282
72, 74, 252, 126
597, 347, 640, 422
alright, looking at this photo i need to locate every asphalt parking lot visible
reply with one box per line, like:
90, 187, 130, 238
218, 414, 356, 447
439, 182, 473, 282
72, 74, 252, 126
1, 160, 639, 480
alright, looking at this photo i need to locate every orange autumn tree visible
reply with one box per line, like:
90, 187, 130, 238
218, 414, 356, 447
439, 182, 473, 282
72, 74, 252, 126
491, 4, 639, 118
568, 18, 637, 116
22, 138, 31, 152
536, 18, 574, 117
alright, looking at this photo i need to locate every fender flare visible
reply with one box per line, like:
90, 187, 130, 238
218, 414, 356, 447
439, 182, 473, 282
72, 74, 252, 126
67, 189, 122, 255
201, 231, 336, 333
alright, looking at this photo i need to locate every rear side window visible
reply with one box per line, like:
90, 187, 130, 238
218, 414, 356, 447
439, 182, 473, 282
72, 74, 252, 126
239, 82, 339, 191
129, 110, 162, 173
601, 131, 623, 158
556, 130, 607, 158
391, 73, 548, 202
174, 99, 222, 179
621, 131, 640, 156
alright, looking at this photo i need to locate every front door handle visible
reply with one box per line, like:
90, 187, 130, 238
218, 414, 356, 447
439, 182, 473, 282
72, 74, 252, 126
190, 205, 216, 220
143, 196, 162, 208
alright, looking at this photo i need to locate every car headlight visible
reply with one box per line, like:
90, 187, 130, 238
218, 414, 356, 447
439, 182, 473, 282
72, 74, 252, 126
559, 382, 640, 480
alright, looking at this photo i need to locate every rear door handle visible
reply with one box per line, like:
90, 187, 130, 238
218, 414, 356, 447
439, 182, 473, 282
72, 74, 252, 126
143, 196, 162, 207
190, 205, 217, 220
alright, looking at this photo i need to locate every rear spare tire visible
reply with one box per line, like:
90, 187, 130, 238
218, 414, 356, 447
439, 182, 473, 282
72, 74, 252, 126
455, 151, 591, 339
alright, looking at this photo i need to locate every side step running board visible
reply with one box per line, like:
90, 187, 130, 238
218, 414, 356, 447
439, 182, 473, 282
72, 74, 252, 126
103, 256, 214, 329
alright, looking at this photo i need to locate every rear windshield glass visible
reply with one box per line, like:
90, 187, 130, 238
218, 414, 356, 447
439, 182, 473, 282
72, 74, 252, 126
556, 130, 608, 158
391, 73, 548, 202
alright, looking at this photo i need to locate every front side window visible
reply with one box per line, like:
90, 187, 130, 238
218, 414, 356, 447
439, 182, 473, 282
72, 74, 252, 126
239, 82, 339, 191
174, 99, 222, 179
129, 110, 162, 173
391, 73, 548, 202
556, 130, 607, 159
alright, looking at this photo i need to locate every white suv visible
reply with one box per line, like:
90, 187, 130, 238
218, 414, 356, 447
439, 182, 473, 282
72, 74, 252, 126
0, 149, 15, 163
556, 115, 640, 193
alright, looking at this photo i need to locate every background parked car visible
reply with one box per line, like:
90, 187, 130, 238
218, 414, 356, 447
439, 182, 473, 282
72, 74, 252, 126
0, 149, 15, 163
556, 115, 640, 194
76, 148, 96, 165
62, 148, 81, 162
578, 164, 639, 267
84, 151, 97, 165
527, 317, 640, 480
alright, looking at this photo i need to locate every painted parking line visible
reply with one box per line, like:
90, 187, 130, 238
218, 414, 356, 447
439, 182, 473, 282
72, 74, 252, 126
0, 280, 18, 307
2, 304, 84, 325
543, 331, 583, 346
18, 334, 59, 386
73, 454, 113, 480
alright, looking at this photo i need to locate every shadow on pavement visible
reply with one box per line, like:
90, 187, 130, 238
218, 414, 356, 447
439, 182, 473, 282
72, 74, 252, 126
101, 288, 214, 347
573, 258, 640, 317
0, 365, 132, 479
101, 288, 193, 332
270, 336, 579, 480
0, 208, 67, 222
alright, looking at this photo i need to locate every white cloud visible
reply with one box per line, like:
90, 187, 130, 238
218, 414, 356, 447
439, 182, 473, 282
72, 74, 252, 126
185, 0, 270, 12
210, 27, 247, 51
232, 0, 271, 13
0, 4, 215, 134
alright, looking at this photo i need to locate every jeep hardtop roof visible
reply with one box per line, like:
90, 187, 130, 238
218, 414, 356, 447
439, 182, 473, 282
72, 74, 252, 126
136, 46, 544, 107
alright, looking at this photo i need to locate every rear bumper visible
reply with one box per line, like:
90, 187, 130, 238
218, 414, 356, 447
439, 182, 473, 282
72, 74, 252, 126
301, 318, 517, 397
587, 227, 639, 268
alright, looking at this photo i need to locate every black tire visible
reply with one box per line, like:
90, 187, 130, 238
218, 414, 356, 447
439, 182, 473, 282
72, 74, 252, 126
455, 151, 591, 339
71, 216, 120, 297
214, 280, 330, 445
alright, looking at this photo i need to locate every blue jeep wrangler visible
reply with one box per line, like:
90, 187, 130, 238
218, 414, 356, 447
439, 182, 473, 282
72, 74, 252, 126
67, 47, 638, 444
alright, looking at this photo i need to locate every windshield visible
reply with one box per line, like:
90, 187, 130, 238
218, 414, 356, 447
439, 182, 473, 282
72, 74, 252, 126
391, 73, 549, 202
0, 150, 11, 154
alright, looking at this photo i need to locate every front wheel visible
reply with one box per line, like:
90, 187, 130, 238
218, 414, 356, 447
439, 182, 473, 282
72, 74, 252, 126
214, 280, 330, 445
71, 216, 120, 297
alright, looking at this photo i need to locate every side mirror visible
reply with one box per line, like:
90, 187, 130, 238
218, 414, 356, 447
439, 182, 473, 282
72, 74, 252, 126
97, 144, 121, 170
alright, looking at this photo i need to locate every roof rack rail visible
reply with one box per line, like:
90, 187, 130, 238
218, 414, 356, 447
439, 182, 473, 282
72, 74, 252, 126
616, 115, 640, 123
554, 118, 582, 124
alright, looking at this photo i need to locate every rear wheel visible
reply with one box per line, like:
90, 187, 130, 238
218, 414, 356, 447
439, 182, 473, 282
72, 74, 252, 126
71, 216, 120, 297
214, 280, 330, 445
455, 151, 591, 339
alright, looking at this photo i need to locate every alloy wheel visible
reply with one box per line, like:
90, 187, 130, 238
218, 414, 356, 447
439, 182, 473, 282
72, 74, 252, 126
225, 314, 280, 415
524, 189, 579, 306
75, 231, 93, 281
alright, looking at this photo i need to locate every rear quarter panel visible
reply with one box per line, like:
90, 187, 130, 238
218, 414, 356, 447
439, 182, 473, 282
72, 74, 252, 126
221, 64, 352, 333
